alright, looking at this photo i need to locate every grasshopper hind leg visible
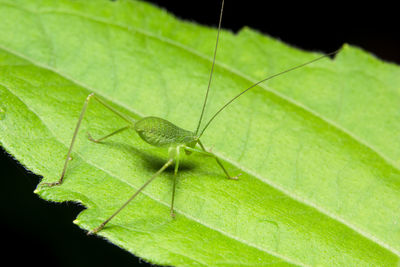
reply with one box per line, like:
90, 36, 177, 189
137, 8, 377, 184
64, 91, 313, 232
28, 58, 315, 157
41, 93, 134, 187
41, 93, 95, 187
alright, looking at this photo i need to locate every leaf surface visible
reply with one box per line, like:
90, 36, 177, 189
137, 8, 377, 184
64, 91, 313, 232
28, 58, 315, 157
0, 0, 399, 266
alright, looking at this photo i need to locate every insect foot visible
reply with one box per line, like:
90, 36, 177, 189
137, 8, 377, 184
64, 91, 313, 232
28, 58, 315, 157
229, 173, 242, 180
170, 210, 176, 219
87, 132, 100, 143
41, 181, 62, 187
87, 225, 104, 236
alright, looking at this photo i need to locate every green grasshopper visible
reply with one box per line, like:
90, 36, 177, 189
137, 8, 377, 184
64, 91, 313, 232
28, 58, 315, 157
42, 0, 338, 234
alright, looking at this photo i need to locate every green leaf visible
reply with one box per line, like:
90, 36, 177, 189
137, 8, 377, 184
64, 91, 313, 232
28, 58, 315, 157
1, 0, 399, 266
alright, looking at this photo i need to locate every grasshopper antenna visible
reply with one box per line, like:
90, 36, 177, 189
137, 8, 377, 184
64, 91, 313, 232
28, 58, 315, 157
195, 0, 225, 135
198, 48, 341, 137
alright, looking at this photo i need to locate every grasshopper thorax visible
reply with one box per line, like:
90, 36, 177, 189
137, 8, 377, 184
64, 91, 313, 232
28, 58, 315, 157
134, 116, 198, 147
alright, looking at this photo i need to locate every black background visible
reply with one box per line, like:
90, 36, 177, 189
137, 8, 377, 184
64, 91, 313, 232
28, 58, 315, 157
1, 1, 398, 266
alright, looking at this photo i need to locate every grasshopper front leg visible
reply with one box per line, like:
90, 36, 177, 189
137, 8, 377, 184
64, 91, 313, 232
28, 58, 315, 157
170, 146, 181, 218
183, 141, 241, 180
